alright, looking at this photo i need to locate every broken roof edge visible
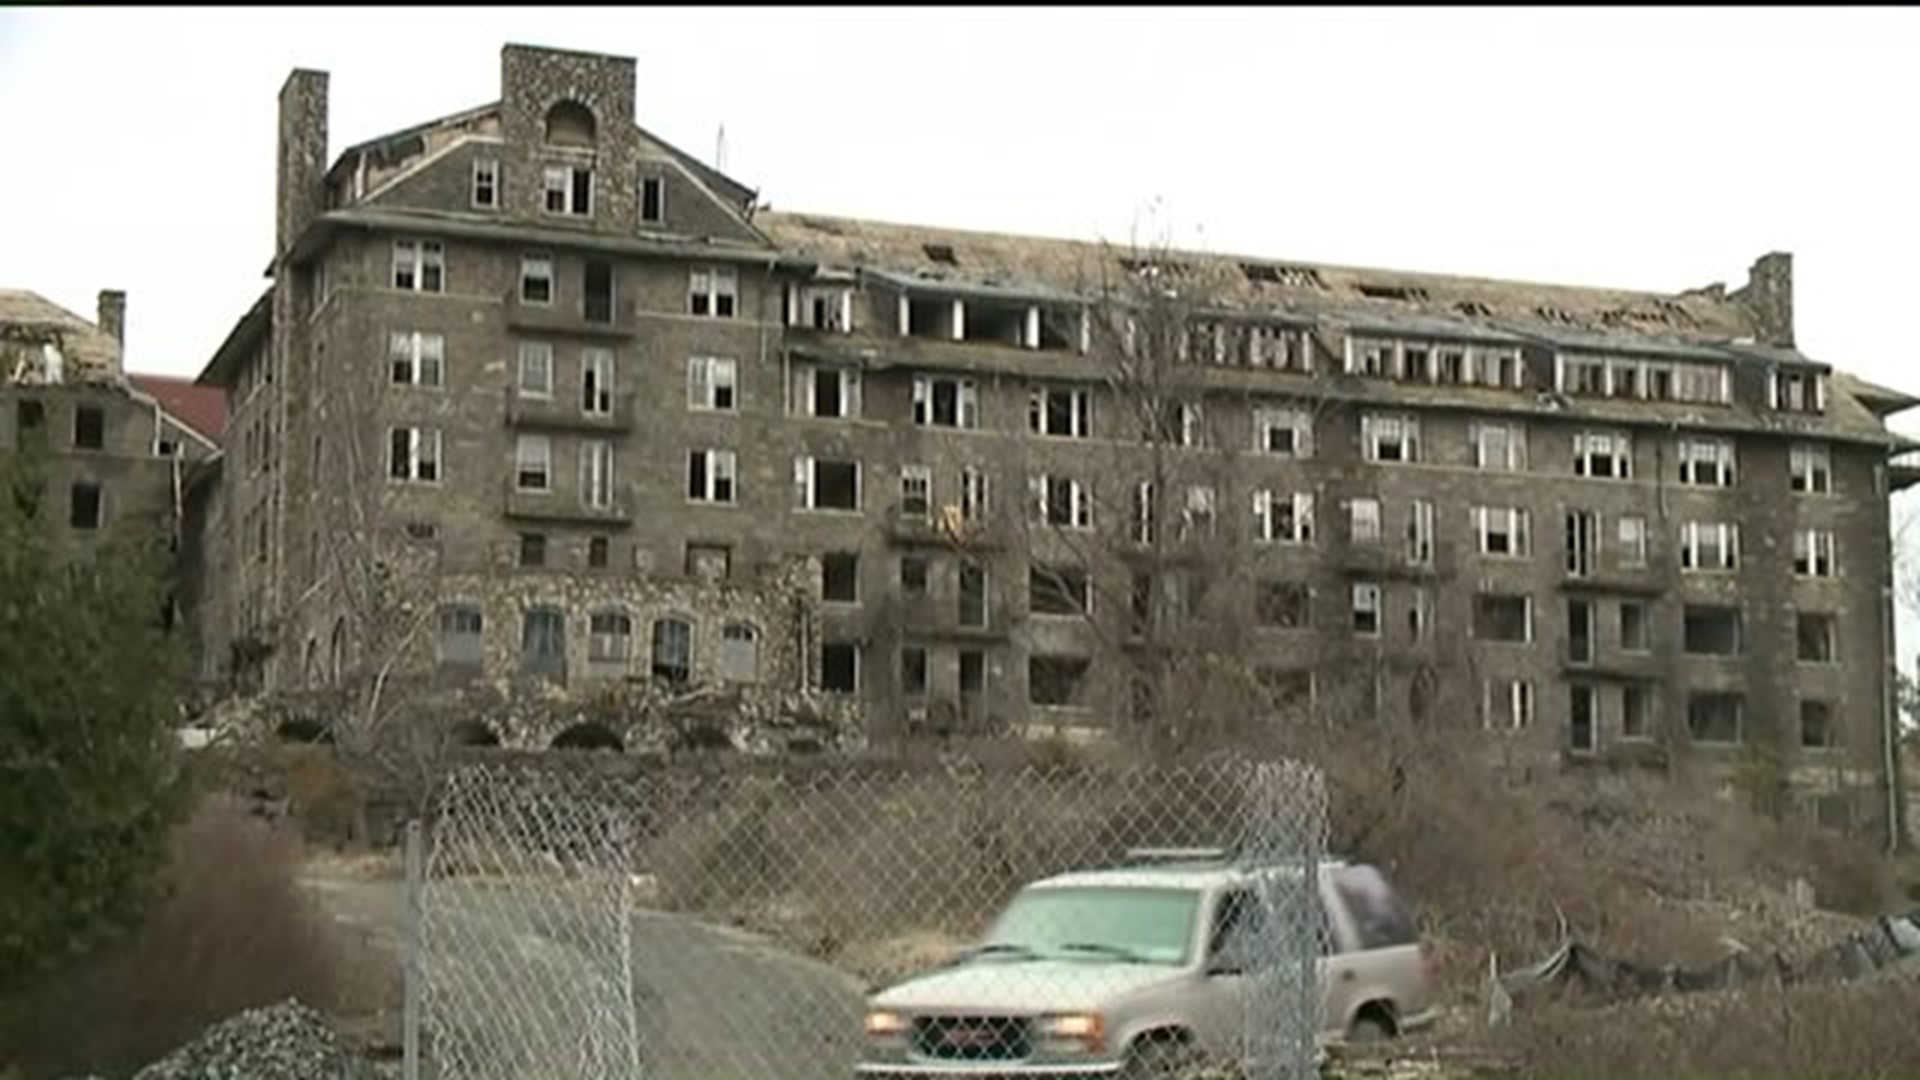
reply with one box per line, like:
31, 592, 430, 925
327, 100, 501, 184
1834, 371, 1920, 418
196, 289, 273, 388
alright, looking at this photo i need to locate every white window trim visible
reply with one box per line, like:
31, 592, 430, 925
542, 163, 594, 217
1678, 438, 1737, 487
1029, 386, 1093, 439
517, 341, 554, 399
1351, 582, 1382, 637
1253, 490, 1315, 545
1680, 521, 1741, 573
796, 455, 864, 512
688, 356, 739, 412
1030, 474, 1093, 530
471, 158, 500, 210
388, 331, 445, 388
515, 434, 552, 493
388, 426, 442, 483
1349, 497, 1382, 545
1793, 529, 1838, 578
521, 254, 556, 306
1473, 506, 1532, 558
1253, 407, 1313, 457
1473, 422, 1527, 471
1360, 414, 1420, 464
689, 266, 740, 318
689, 448, 738, 504
912, 374, 979, 429
581, 348, 615, 416
1573, 431, 1633, 479
581, 440, 615, 510
900, 464, 933, 519
390, 239, 445, 293
1790, 443, 1833, 494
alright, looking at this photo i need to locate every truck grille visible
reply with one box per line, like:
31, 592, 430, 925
911, 1015, 1033, 1061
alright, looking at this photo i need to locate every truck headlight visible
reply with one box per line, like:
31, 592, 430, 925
1037, 1012, 1105, 1054
864, 1009, 908, 1042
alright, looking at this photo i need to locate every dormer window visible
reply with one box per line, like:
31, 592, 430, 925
1774, 368, 1826, 414
640, 174, 666, 224
543, 165, 593, 217
472, 159, 499, 210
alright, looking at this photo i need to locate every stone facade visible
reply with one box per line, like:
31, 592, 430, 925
188, 43, 1915, 846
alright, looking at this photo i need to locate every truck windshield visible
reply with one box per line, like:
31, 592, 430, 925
979, 886, 1199, 967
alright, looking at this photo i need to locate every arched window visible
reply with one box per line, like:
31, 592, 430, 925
719, 622, 759, 683
521, 606, 567, 679
651, 617, 693, 686
545, 100, 597, 146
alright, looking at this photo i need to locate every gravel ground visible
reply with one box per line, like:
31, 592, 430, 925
127, 1000, 377, 1080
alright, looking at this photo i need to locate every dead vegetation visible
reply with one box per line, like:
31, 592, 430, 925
0, 797, 367, 1079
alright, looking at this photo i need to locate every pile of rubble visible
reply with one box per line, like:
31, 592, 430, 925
115, 1000, 381, 1080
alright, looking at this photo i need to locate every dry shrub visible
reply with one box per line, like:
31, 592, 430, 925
281, 745, 367, 848
0, 797, 343, 1077
1498, 975, 1920, 1079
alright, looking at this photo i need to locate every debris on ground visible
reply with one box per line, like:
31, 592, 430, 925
132, 999, 378, 1080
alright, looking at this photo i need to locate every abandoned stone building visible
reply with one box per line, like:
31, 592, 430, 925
191, 42, 1914, 839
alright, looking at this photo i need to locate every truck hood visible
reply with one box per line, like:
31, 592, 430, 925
871, 960, 1183, 1015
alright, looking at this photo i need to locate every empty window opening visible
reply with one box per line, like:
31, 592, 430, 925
582, 348, 615, 415
520, 607, 566, 678
521, 253, 555, 304
1790, 444, 1832, 494
1620, 602, 1649, 652
822, 552, 860, 603
1240, 262, 1325, 289
899, 646, 930, 697
689, 267, 738, 318
900, 465, 932, 519
542, 164, 594, 217
1406, 500, 1435, 565
688, 356, 738, 411
1351, 582, 1382, 637
588, 535, 610, 569
652, 618, 694, 685
1800, 700, 1837, 749
1565, 510, 1597, 577
545, 100, 597, 145
958, 562, 988, 627
964, 300, 1027, 346
923, 243, 958, 265
799, 457, 860, 511
905, 295, 958, 339
801, 365, 860, 419
1569, 683, 1598, 753
1253, 490, 1314, 545
1678, 438, 1736, 486
1355, 283, 1429, 303
1568, 600, 1594, 665
1683, 605, 1743, 656
1483, 679, 1535, 731
391, 239, 445, 293
1030, 565, 1091, 616
388, 427, 441, 482
472, 159, 498, 209
1687, 693, 1743, 745
1796, 611, 1837, 663
73, 406, 104, 450
1361, 414, 1419, 463
1473, 594, 1532, 643
1029, 386, 1092, 438
1028, 655, 1090, 707
1475, 506, 1531, 557
69, 481, 102, 530
900, 555, 930, 596
584, 260, 615, 324
1257, 581, 1310, 629
518, 532, 546, 568
1622, 684, 1654, 740
16, 399, 46, 435
913, 374, 977, 428
821, 641, 859, 694
1793, 530, 1837, 578
959, 649, 988, 701
640, 175, 666, 223
688, 449, 737, 504
1032, 474, 1092, 530
1253, 407, 1311, 456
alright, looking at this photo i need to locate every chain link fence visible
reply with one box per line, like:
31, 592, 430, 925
413, 754, 1328, 1080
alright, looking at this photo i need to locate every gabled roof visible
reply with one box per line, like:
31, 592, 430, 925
129, 373, 229, 445
0, 288, 121, 379
196, 288, 272, 389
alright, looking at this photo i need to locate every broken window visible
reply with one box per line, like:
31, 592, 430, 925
1029, 385, 1092, 438
1563, 357, 1607, 395
517, 341, 554, 397
1679, 522, 1739, 572
1249, 325, 1310, 371
820, 641, 859, 694
1683, 605, 1743, 656
1573, 431, 1632, 479
1792, 530, 1837, 578
640, 174, 666, 224
1351, 338, 1400, 379
960, 468, 990, 524
1181, 485, 1216, 540
720, 623, 759, 682
898, 465, 933, 519
580, 439, 615, 510
797, 456, 861, 511
1473, 422, 1526, 472
1790, 443, 1832, 494
1800, 700, 1837, 749
1620, 601, 1649, 652
1407, 586, 1434, 641
1256, 581, 1310, 629
15, 399, 45, 437
68, 481, 102, 530
1131, 481, 1157, 546
689, 266, 738, 318
587, 536, 610, 569
958, 562, 989, 627
1565, 510, 1597, 577
1406, 500, 1435, 565
1773, 369, 1825, 413
514, 434, 551, 491
687, 449, 737, 504
1687, 692, 1743, 745
1796, 611, 1837, 663
581, 347, 615, 415
1360, 414, 1419, 463
687, 542, 731, 581
1617, 516, 1649, 567
542, 164, 593, 217
471, 158, 499, 209
1675, 363, 1730, 405
1483, 680, 1534, 731
389, 332, 446, 387
1569, 683, 1598, 753
73, 406, 104, 450
687, 356, 738, 411
904, 295, 959, 339
1677, 438, 1736, 487
912, 374, 977, 428
521, 253, 555, 304
1473, 594, 1533, 643
1622, 684, 1654, 740
1030, 565, 1091, 617
1351, 582, 1382, 637
1252, 490, 1314, 545
1028, 655, 1090, 707
1030, 474, 1093, 530
900, 555, 930, 596
588, 610, 633, 667
964, 299, 1030, 347
388, 427, 442, 483
652, 618, 694, 685
900, 646, 929, 696
822, 552, 860, 603
1474, 506, 1531, 558
437, 606, 483, 668
520, 607, 567, 679
391, 239, 445, 293
1567, 600, 1594, 665
583, 261, 615, 324
1253, 407, 1312, 457
518, 532, 546, 568
793, 363, 860, 419
1349, 497, 1382, 545
959, 649, 988, 711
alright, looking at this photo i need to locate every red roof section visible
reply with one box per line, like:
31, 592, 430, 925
130, 373, 229, 446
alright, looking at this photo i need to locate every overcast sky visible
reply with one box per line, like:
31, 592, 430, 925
6, 6, 1920, 648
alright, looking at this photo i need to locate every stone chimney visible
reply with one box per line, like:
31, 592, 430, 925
276, 68, 330, 259
1731, 251, 1794, 348
97, 289, 125, 348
